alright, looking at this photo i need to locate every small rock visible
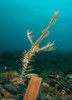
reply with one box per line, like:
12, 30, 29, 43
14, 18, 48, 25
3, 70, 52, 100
0, 86, 11, 98
0, 71, 19, 83
67, 74, 72, 79
3, 84, 17, 94
62, 84, 72, 93
42, 82, 49, 87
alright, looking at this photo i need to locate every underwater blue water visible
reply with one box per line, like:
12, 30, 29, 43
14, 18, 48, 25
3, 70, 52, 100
0, 0, 72, 52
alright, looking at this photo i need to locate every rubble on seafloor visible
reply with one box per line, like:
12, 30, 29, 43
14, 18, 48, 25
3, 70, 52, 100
0, 51, 72, 100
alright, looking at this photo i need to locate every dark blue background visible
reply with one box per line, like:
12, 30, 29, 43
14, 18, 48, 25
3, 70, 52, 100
0, 0, 72, 52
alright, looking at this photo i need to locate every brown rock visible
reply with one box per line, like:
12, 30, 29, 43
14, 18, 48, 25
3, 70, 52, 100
0, 71, 19, 83
0, 86, 11, 98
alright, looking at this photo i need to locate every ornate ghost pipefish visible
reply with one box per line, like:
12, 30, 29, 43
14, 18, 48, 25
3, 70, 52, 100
20, 11, 59, 79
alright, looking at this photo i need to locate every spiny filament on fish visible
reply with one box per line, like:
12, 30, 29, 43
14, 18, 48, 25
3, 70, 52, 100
20, 11, 59, 78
